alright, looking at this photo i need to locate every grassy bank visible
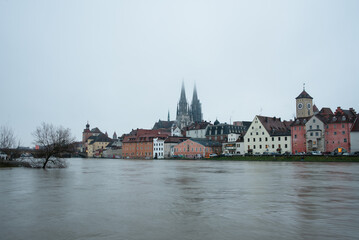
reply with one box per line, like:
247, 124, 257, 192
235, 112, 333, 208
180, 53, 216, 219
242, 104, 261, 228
210, 155, 359, 162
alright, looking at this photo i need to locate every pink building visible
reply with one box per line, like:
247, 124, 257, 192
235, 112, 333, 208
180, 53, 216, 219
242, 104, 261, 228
324, 107, 356, 153
290, 118, 309, 154
173, 139, 222, 158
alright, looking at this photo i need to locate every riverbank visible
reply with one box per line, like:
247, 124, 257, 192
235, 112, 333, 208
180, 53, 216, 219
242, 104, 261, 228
209, 155, 359, 162
0, 159, 31, 168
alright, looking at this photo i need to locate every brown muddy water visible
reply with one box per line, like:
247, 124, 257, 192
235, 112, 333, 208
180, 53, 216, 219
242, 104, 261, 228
1, 158, 359, 240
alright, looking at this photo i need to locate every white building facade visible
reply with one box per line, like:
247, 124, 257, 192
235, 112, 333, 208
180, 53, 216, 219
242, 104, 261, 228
244, 115, 292, 154
153, 138, 165, 159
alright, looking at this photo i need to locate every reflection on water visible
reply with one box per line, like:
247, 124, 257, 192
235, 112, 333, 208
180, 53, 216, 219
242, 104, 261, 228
1, 159, 359, 240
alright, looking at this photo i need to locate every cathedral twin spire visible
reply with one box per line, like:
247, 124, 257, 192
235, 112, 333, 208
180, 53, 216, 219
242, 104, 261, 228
176, 82, 203, 128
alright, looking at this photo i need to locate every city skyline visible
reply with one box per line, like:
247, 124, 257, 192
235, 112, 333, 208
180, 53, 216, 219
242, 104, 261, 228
1, 0, 358, 146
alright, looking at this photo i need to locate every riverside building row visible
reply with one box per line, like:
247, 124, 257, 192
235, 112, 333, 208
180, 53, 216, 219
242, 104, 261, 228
80, 86, 359, 158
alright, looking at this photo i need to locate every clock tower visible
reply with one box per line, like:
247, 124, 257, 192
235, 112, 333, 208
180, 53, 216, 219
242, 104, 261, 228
295, 85, 313, 118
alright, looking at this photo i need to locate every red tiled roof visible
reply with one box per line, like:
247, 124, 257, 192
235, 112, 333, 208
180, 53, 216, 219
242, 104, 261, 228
257, 116, 291, 136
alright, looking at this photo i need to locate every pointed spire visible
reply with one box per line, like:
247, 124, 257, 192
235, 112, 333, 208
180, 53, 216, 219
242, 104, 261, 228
180, 80, 186, 102
168, 110, 170, 121
192, 82, 198, 101
303, 83, 305, 91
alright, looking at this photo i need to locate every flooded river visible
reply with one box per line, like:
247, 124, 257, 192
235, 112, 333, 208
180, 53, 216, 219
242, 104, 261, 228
1, 158, 359, 240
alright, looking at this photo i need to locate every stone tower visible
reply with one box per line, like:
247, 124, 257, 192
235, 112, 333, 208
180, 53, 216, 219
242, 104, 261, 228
296, 86, 313, 118
190, 84, 203, 123
176, 82, 192, 129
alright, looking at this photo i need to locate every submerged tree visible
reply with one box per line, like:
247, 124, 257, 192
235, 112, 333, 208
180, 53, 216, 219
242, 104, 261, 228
0, 126, 17, 160
33, 123, 75, 168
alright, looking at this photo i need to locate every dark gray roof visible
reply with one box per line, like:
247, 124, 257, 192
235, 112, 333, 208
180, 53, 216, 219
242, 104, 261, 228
296, 90, 313, 99
152, 120, 176, 130
205, 124, 248, 136
191, 138, 222, 147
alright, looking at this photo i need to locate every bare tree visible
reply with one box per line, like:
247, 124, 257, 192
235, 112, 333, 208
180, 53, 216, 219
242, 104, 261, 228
0, 126, 17, 160
33, 123, 75, 168
0, 126, 16, 149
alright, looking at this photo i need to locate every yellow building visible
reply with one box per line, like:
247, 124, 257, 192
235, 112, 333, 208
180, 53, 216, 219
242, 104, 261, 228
87, 133, 112, 158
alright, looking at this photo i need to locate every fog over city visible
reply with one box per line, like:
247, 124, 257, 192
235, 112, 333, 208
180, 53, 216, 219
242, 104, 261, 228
1, 0, 358, 146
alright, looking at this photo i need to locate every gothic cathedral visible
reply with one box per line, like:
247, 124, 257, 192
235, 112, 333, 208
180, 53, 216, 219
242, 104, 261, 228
176, 82, 203, 129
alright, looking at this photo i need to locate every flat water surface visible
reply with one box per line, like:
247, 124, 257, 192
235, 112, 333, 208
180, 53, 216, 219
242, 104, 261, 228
1, 158, 359, 240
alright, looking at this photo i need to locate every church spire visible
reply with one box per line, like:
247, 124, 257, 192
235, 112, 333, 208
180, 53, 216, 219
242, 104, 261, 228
180, 80, 186, 102
192, 82, 198, 101
168, 110, 170, 121
190, 82, 203, 123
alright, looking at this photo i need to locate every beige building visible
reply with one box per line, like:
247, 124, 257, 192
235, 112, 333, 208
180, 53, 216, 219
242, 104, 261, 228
87, 133, 112, 158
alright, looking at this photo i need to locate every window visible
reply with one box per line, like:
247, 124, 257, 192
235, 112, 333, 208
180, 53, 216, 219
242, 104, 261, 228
265, 137, 268, 141
260, 145, 262, 149
315, 132, 319, 136
256, 132, 258, 135
254, 145, 256, 149
294, 134, 297, 139
299, 127, 301, 130
248, 138, 250, 142
285, 137, 287, 141
253, 138, 256, 142
295, 127, 297, 130
334, 124, 336, 129
313, 119, 316, 123
344, 138, 347, 143
272, 137, 274, 141
334, 132, 337, 135
259, 126, 261, 129
310, 126, 312, 130
342, 131, 345, 135
310, 133, 313, 136
259, 138, 262, 142
317, 125, 319, 129
278, 137, 281, 141
272, 144, 274, 148
342, 124, 345, 128
285, 144, 288, 148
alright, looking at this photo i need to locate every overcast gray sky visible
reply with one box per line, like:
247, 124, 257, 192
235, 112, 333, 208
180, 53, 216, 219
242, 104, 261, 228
1, 0, 358, 146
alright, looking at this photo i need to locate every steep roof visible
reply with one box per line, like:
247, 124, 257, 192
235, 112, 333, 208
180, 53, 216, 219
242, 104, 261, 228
257, 116, 291, 136
91, 127, 101, 133
296, 90, 313, 99
122, 129, 171, 143
88, 133, 113, 144
351, 114, 359, 132
152, 120, 176, 130
291, 117, 312, 126
313, 104, 319, 113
